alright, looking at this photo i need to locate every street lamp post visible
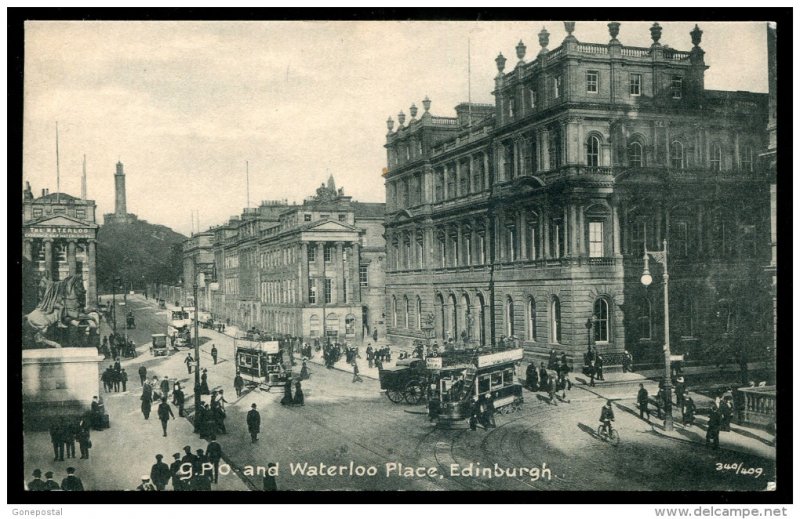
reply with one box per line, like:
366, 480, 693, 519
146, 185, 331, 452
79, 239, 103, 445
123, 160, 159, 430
111, 276, 120, 335
641, 239, 673, 431
193, 280, 201, 415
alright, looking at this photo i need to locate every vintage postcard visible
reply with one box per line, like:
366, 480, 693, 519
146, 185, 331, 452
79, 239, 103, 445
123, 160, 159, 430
14, 12, 786, 504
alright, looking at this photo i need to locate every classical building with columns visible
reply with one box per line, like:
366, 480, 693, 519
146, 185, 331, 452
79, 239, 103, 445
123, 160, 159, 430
383, 22, 772, 368
22, 181, 99, 306
195, 177, 385, 342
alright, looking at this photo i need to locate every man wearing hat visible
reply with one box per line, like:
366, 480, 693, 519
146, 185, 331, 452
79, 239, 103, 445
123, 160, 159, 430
150, 454, 172, 491
60, 467, 84, 491
28, 469, 45, 491
136, 475, 157, 491
170, 453, 186, 491
247, 403, 261, 443
42, 471, 60, 491
157, 398, 176, 437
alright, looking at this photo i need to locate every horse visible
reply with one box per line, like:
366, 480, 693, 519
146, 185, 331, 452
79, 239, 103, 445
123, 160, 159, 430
23, 274, 99, 348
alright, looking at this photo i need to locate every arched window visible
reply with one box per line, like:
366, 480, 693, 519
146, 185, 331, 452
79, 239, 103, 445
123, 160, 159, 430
550, 296, 562, 343
639, 298, 652, 340
628, 141, 643, 167
505, 296, 515, 337
594, 298, 610, 343
587, 135, 600, 167
710, 142, 722, 171
670, 141, 684, 169
391, 296, 397, 328
404, 296, 410, 329
527, 297, 537, 341
739, 145, 754, 172
416, 297, 423, 330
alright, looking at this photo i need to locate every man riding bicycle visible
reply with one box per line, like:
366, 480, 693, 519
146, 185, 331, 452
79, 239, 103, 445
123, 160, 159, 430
599, 400, 615, 436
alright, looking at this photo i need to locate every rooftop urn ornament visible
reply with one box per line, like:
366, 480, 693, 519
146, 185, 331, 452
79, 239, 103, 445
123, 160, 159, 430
495, 52, 507, 75
564, 21, 576, 37
397, 111, 406, 126
410, 103, 418, 119
690, 24, 703, 47
650, 22, 663, 45
386, 116, 394, 132
608, 21, 620, 41
516, 40, 527, 62
422, 96, 431, 112
538, 27, 550, 51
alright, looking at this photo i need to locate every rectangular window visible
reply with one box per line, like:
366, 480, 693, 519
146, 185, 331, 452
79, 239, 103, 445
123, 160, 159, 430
508, 97, 515, 118
439, 239, 447, 268
338, 214, 346, 222
671, 76, 683, 99
324, 244, 332, 262
673, 221, 689, 257
551, 218, 564, 258
464, 235, 472, 266
309, 281, 316, 304
529, 88, 537, 109
33, 208, 43, 218
629, 74, 642, 96
304, 214, 312, 222
324, 278, 332, 304
307, 246, 316, 262
478, 234, 486, 265
631, 220, 647, 253
75, 209, 86, 219
478, 375, 490, 394
359, 264, 368, 287
586, 71, 598, 93
589, 221, 604, 258
553, 76, 561, 98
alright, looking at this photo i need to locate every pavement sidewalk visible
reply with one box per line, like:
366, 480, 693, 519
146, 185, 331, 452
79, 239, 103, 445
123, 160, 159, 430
23, 297, 249, 491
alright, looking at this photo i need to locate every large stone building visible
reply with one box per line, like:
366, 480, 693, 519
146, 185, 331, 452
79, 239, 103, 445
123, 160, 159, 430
193, 177, 386, 342
383, 22, 772, 368
22, 181, 99, 305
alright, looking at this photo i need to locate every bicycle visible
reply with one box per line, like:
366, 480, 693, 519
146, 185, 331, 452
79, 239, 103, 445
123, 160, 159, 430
597, 420, 620, 446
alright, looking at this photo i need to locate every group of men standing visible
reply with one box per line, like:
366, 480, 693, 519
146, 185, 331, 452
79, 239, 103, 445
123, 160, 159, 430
101, 362, 128, 393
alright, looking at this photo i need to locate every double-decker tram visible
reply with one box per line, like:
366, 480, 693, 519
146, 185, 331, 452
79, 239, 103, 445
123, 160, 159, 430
426, 346, 524, 426
234, 337, 291, 391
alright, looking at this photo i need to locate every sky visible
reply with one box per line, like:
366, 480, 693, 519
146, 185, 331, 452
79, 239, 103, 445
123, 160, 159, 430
23, 20, 769, 236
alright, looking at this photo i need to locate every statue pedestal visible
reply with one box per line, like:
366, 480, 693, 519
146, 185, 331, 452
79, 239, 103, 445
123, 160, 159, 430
22, 348, 103, 430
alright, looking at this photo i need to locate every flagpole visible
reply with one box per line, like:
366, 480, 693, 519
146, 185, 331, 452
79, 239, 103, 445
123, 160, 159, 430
55, 121, 61, 203
468, 38, 472, 127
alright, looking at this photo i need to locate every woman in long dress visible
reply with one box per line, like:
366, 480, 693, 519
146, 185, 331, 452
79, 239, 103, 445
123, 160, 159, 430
280, 379, 293, 406
293, 381, 305, 406
300, 360, 310, 380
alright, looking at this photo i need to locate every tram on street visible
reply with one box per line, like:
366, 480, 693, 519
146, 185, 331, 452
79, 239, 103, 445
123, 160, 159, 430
234, 337, 291, 391
426, 347, 524, 426
166, 305, 191, 344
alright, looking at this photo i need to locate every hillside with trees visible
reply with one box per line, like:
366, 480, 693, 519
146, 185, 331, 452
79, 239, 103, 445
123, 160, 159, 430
96, 219, 185, 294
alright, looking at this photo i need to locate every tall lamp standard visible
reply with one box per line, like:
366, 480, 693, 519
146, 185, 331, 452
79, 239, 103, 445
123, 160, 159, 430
641, 239, 673, 431
193, 278, 201, 415
111, 276, 121, 335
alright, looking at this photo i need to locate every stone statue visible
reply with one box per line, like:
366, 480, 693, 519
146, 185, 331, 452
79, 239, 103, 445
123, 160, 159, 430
23, 274, 99, 349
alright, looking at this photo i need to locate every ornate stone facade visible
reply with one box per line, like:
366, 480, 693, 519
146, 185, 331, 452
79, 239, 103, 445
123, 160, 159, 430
383, 22, 771, 367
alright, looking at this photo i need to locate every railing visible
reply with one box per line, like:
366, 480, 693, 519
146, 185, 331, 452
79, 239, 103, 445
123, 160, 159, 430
577, 42, 609, 55
545, 46, 564, 62
621, 46, 650, 58
430, 116, 459, 127
664, 49, 691, 61
587, 257, 615, 266
738, 386, 776, 428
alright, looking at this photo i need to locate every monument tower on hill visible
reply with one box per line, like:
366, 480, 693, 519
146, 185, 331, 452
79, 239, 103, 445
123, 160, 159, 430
104, 161, 137, 225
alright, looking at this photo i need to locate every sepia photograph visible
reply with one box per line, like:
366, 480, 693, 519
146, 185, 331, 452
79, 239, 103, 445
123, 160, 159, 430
10, 9, 790, 506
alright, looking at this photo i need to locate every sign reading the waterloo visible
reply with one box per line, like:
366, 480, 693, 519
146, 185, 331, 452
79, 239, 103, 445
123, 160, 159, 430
20, 18, 778, 497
